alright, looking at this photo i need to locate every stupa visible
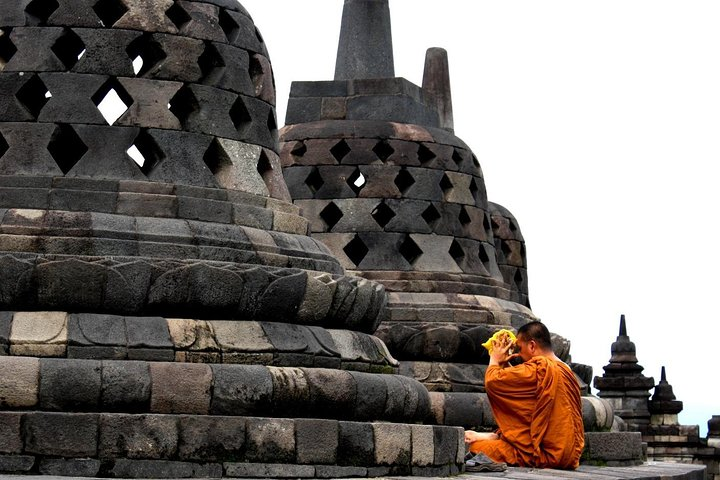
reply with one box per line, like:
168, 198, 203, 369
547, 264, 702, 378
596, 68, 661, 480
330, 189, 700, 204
0, 0, 464, 477
280, 0, 606, 432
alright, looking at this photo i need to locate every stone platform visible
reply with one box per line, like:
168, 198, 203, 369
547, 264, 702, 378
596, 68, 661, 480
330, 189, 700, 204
0, 461, 707, 479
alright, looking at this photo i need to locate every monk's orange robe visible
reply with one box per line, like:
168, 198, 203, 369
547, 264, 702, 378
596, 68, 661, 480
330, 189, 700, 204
469, 356, 585, 469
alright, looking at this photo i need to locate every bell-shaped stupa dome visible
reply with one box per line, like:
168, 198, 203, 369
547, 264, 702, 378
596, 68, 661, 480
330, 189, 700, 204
0, 1, 464, 476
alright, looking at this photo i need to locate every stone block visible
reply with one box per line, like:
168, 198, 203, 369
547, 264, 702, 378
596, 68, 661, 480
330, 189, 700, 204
223, 462, 315, 478
411, 425, 434, 466
211, 320, 273, 352
433, 425, 460, 465
268, 366, 310, 417
9, 311, 67, 357
348, 371, 387, 421
39, 358, 102, 411
101, 360, 151, 411
125, 316, 172, 348
99, 414, 178, 459
295, 419, 338, 464
24, 412, 99, 457
304, 368, 356, 418
0, 413, 22, 454
108, 459, 221, 478
0, 356, 39, 407
149, 362, 212, 414
245, 418, 295, 463
127, 348, 174, 361
178, 415, 245, 461
583, 431, 644, 461
0, 311, 12, 352
442, 392, 485, 429
0, 455, 35, 473
315, 465, 367, 478
373, 422, 411, 466
38, 458, 101, 477
210, 364, 272, 416
177, 196, 232, 223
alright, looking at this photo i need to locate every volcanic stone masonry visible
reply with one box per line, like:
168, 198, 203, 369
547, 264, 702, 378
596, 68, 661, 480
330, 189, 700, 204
279, 0, 616, 434
0, 0, 466, 477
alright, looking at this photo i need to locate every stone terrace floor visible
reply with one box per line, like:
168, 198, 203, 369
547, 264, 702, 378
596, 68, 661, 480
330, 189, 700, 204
381, 462, 706, 480
0, 462, 708, 480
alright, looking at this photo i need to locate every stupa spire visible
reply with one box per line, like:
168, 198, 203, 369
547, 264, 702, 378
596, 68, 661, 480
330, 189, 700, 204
422, 47, 454, 132
334, 0, 395, 80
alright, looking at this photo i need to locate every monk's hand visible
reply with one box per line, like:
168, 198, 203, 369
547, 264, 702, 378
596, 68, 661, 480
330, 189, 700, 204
489, 335, 519, 367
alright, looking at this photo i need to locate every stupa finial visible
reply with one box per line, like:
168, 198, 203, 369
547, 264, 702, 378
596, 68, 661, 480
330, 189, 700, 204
619, 314, 627, 336
334, 0, 395, 80
422, 47, 454, 132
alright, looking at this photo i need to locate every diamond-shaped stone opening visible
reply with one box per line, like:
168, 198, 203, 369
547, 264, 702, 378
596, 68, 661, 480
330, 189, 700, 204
198, 42, 224, 82
371, 202, 396, 228
257, 150, 273, 185
51, 28, 85, 70
16, 74, 51, 119
166, 1, 191, 31
347, 167, 366, 196
290, 141, 307, 158
320, 201, 344, 231
219, 9, 239, 43
478, 243, 490, 264
449, 240, 465, 263
127, 34, 166, 77
229, 97, 252, 134
92, 78, 133, 125
440, 173, 453, 194
25, 0, 59, 25
305, 167, 324, 194
128, 129, 164, 176
0, 29, 18, 71
249, 55, 264, 94
421, 203, 441, 229
509, 219, 518, 233
267, 109, 277, 133
491, 217, 500, 232
168, 85, 199, 127
92, 0, 128, 27
0, 132, 9, 158
394, 168, 415, 194
48, 124, 88, 174
472, 154, 480, 168
483, 213, 492, 234
343, 234, 369, 267
513, 269, 524, 290
501, 241, 512, 258
452, 149, 464, 167
373, 140, 394, 162
203, 138, 231, 176
330, 139, 351, 163
469, 177, 479, 203
459, 206, 471, 226
399, 235, 423, 265
254, 27, 264, 45
418, 143, 436, 164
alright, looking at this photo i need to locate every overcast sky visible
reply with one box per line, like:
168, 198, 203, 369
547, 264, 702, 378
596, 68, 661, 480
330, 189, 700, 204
242, 0, 720, 435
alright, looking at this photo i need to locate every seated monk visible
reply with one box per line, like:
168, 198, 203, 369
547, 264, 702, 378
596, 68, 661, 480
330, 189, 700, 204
465, 321, 585, 470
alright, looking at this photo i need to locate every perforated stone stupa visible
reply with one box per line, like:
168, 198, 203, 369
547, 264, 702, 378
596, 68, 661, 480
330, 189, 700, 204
0, 0, 465, 477
280, 0, 590, 430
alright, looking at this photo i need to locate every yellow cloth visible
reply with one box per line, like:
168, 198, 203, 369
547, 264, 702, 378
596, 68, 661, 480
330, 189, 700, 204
481, 329, 517, 354
469, 357, 585, 469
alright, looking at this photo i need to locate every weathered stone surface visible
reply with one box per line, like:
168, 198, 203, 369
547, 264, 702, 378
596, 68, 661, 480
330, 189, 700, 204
150, 362, 212, 414
223, 462, 314, 478
178, 415, 245, 461
0, 413, 22, 454
411, 424, 435, 466
245, 418, 295, 463
24, 412, 98, 457
9, 311, 67, 356
295, 418, 338, 464
373, 422, 411, 465
0, 356, 39, 407
39, 358, 102, 411
101, 360, 152, 411
99, 414, 178, 460
337, 421, 374, 467
108, 458, 222, 478
210, 364, 273, 415
38, 458, 101, 477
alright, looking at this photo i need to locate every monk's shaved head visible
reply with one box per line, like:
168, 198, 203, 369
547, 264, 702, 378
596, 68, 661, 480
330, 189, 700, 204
517, 321, 552, 351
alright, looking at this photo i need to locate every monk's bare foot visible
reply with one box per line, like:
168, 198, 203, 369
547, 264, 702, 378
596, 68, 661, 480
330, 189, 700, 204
464, 430, 500, 443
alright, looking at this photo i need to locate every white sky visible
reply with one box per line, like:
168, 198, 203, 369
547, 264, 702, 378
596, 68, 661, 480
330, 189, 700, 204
242, 0, 720, 435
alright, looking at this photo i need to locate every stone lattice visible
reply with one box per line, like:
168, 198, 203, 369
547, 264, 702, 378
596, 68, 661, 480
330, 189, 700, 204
0, 0, 466, 477
279, 0, 612, 434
